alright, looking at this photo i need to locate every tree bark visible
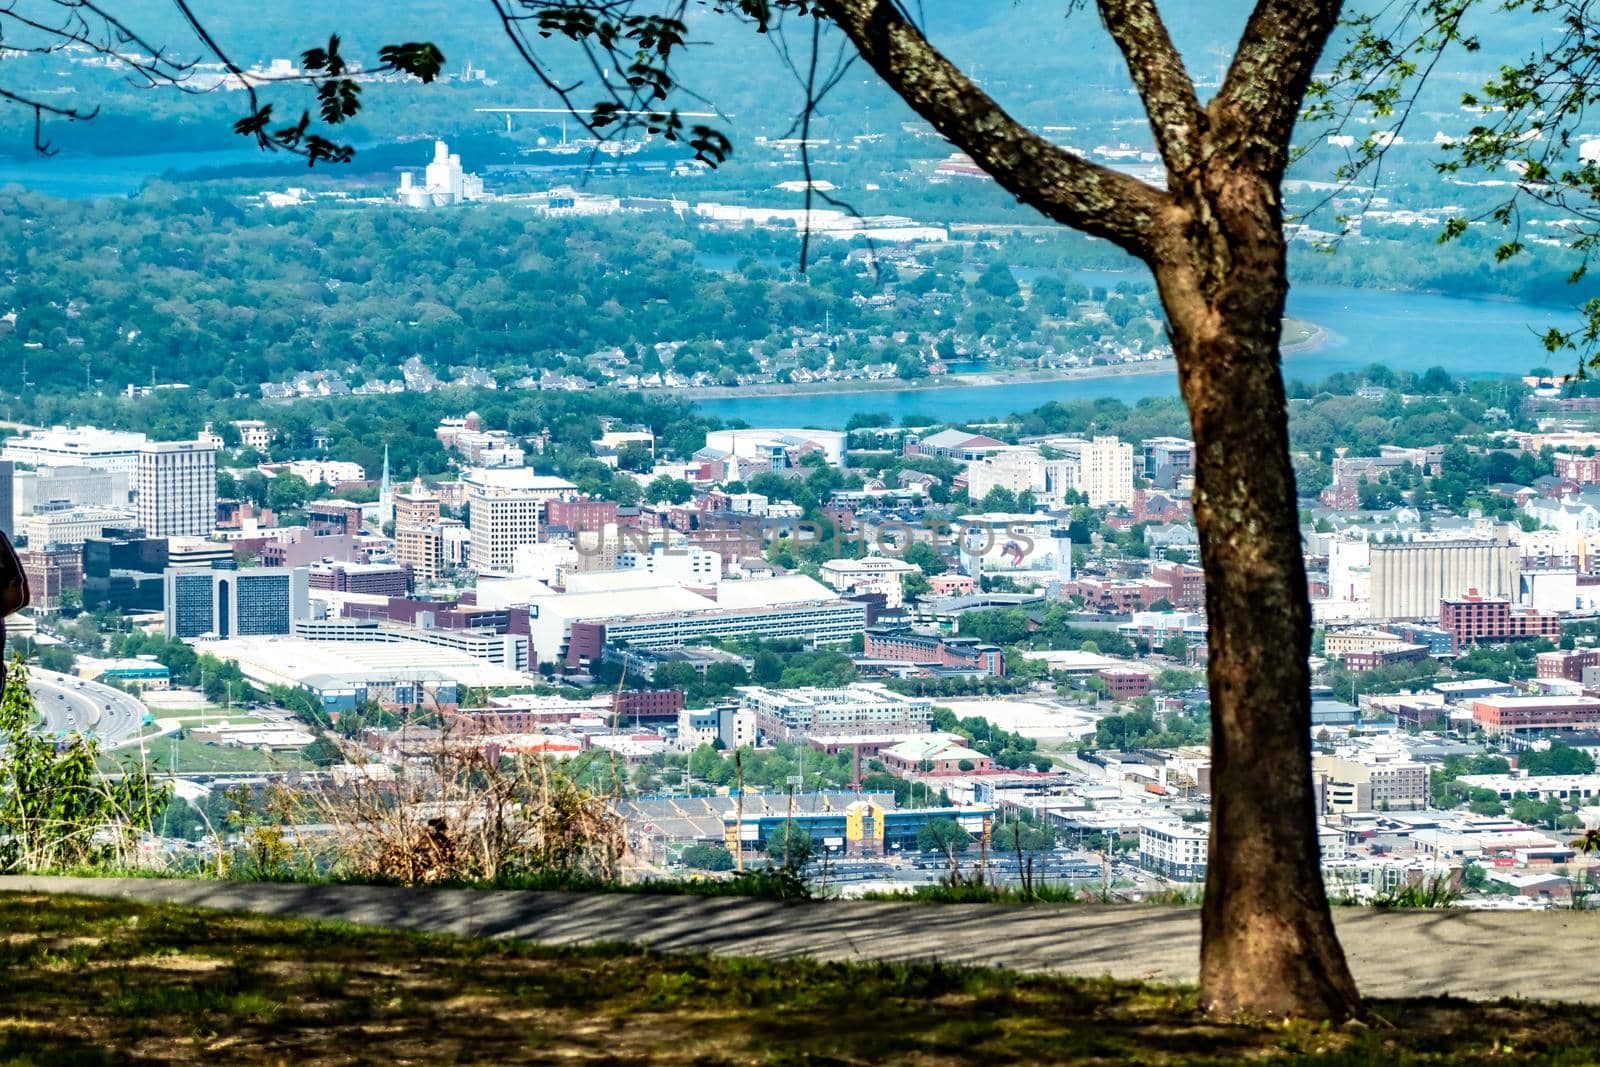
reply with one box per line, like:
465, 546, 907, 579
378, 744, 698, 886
1151, 171, 1361, 1020
802, 0, 1360, 1021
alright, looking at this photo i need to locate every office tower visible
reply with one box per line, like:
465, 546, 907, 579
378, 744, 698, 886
163, 565, 309, 639
0, 460, 12, 539
137, 441, 217, 538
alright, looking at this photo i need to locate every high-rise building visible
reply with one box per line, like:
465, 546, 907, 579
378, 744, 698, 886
83, 530, 168, 612
396, 522, 460, 585
463, 469, 573, 575
0, 460, 13, 539
163, 565, 309, 640
1075, 435, 1135, 507
469, 490, 543, 574
137, 441, 217, 538
18, 546, 83, 612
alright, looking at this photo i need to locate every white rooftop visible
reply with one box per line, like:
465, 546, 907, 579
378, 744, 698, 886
196, 636, 530, 689
463, 468, 576, 493
715, 574, 839, 609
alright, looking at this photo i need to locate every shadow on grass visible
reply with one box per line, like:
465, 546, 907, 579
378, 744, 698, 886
0, 894, 1597, 1065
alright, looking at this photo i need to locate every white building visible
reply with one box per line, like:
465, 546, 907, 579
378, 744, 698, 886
964, 447, 1078, 509
956, 513, 1064, 576
818, 554, 919, 607
704, 427, 848, 468
466, 469, 577, 575
616, 542, 722, 587
438, 416, 525, 467
2, 426, 148, 476
26, 505, 136, 548
11, 466, 130, 529
510, 539, 581, 583
284, 460, 365, 486
1313, 743, 1429, 812
1062, 436, 1135, 508
233, 420, 275, 451
1327, 537, 1373, 607
736, 683, 932, 739
469, 491, 544, 575
396, 140, 486, 207
478, 572, 865, 665
677, 704, 757, 752
1525, 497, 1600, 534
136, 441, 217, 538
1138, 821, 1208, 881
462, 469, 575, 498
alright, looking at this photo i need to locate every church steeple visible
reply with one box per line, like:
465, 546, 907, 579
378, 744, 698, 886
377, 443, 394, 530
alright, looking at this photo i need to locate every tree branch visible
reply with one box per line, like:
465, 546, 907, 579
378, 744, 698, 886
814, 0, 1168, 259
1213, 0, 1343, 177
1096, 0, 1204, 175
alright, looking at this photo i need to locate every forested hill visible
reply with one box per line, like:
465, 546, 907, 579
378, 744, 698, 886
0, 2, 1542, 160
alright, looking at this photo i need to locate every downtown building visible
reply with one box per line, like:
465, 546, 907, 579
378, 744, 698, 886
478, 572, 868, 669
1439, 589, 1561, 652
1471, 695, 1600, 735
862, 625, 1006, 676
164, 564, 310, 640
0, 459, 10, 538
465, 469, 575, 575
136, 441, 217, 538
1056, 435, 1135, 507
736, 683, 933, 742
83, 530, 168, 613
1, 426, 148, 476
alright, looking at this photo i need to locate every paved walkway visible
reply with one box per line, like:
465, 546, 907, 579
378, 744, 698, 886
6, 876, 1600, 1003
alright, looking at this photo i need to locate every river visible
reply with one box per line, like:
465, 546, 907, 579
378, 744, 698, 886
0, 147, 311, 199
696, 279, 1581, 427
0, 151, 1579, 425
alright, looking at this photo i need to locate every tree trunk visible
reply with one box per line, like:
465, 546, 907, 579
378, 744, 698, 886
1153, 187, 1361, 1020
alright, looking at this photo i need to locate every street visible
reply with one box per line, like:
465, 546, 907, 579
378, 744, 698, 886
27, 668, 148, 749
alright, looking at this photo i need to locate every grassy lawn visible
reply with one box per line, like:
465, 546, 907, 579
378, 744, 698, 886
98, 737, 312, 775
2, 894, 1600, 1064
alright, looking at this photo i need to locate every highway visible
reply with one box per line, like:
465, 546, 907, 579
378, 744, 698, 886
27, 668, 148, 750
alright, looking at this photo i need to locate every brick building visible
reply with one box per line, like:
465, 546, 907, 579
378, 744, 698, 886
1472, 695, 1600, 735
1537, 649, 1600, 682
862, 625, 1006, 676
1554, 452, 1600, 485
393, 480, 441, 530
307, 500, 364, 537
307, 561, 411, 598
544, 498, 620, 536
614, 688, 685, 722
1149, 561, 1206, 611
1343, 645, 1431, 673
18, 546, 83, 612
1097, 668, 1152, 699
1068, 576, 1168, 614
1439, 590, 1562, 652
